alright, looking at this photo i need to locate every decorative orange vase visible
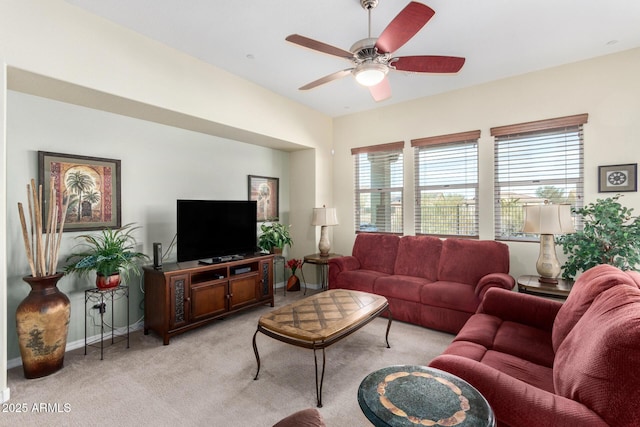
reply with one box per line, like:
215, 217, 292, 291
96, 273, 121, 289
286, 275, 300, 291
16, 273, 70, 379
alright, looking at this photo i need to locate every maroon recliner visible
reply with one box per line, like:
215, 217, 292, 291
430, 264, 640, 427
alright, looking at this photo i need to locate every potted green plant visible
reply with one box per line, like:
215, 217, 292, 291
557, 194, 640, 279
65, 223, 149, 289
258, 222, 293, 254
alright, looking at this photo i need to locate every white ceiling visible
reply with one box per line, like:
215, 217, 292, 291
64, 0, 640, 118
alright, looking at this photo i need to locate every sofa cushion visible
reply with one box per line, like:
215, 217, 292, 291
552, 264, 639, 352
554, 284, 640, 427
420, 280, 478, 313
482, 350, 555, 393
492, 321, 554, 368
393, 235, 442, 280
437, 239, 509, 285
373, 274, 428, 302
452, 313, 555, 368
352, 233, 400, 275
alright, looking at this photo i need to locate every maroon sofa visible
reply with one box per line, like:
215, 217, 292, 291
328, 234, 514, 334
430, 264, 640, 427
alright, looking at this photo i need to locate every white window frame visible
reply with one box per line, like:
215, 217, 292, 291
492, 114, 587, 241
352, 141, 404, 234
412, 130, 480, 238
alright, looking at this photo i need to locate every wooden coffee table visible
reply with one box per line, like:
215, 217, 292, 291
252, 289, 392, 407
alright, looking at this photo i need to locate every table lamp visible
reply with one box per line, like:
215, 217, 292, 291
312, 206, 339, 256
523, 202, 575, 284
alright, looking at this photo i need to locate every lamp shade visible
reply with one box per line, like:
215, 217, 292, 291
312, 207, 338, 226
523, 204, 575, 234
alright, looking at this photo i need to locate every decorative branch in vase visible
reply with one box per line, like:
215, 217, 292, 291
17, 178, 69, 277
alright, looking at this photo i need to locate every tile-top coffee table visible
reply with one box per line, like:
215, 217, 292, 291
252, 289, 392, 407
358, 365, 495, 427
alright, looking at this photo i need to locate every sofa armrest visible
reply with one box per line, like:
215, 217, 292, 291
477, 287, 563, 332
429, 355, 608, 427
329, 255, 361, 272
474, 273, 515, 299
328, 256, 361, 288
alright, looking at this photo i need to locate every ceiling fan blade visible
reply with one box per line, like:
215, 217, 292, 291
286, 34, 353, 59
375, 2, 435, 54
393, 56, 465, 73
368, 77, 392, 102
299, 69, 353, 90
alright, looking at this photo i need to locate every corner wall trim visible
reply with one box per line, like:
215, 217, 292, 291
1, 387, 10, 403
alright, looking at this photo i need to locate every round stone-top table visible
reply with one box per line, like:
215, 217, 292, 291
358, 365, 495, 427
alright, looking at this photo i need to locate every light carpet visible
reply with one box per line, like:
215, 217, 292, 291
5, 290, 454, 426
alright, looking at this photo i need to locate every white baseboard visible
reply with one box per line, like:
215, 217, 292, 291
7, 321, 144, 370
6, 284, 321, 371
274, 282, 322, 291
1, 387, 9, 403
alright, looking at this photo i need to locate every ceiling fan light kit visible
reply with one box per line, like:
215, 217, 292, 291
285, 1, 465, 101
353, 62, 388, 86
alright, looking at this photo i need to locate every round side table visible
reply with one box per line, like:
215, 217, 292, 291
358, 365, 495, 427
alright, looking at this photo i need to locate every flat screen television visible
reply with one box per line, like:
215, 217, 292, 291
176, 199, 258, 262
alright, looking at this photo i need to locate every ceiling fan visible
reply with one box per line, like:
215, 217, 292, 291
286, 0, 465, 102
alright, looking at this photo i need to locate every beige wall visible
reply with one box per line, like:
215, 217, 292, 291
0, 0, 332, 397
0, 0, 335, 264
1, 0, 639, 402
1, 62, 8, 402
332, 48, 640, 279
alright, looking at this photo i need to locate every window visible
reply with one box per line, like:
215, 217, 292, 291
493, 114, 588, 241
352, 141, 404, 234
412, 131, 480, 237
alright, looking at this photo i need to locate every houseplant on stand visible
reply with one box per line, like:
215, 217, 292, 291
65, 223, 149, 289
16, 179, 70, 378
557, 194, 640, 279
257, 222, 293, 254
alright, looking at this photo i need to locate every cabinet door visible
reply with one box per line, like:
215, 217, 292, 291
191, 281, 227, 321
228, 274, 259, 310
258, 259, 273, 301
169, 274, 189, 330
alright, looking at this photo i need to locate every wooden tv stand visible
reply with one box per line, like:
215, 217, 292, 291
143, 254, 274, 345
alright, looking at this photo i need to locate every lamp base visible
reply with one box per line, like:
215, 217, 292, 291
535, 234, 561, 285
538, 276, 559, 285
318, 225, 331, 257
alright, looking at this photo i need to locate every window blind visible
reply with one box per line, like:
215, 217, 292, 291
412, 131, 479, 237
352, 142, 404, 234
493, 115, 586, 241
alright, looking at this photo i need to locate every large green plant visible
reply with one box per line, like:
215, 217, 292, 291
65, 223, 149, 282
557, 194, 640, 279
257, 223, 293, 253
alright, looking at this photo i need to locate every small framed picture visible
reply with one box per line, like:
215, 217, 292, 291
248, 175, 279, 221
598, 163, 637, 193
38, 151, 122, 231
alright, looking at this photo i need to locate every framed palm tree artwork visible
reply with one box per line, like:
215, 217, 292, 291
38, 151, 121, 231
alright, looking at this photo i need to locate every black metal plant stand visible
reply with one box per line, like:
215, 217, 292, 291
84, 285, 129, 360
